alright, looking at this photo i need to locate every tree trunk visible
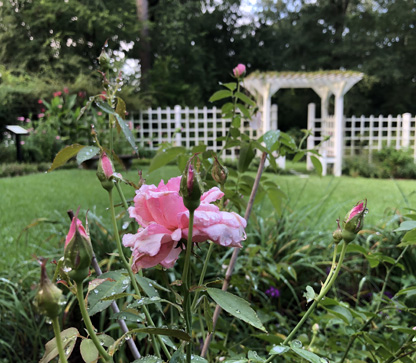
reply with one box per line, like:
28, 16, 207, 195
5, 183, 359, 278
136, 0, 151, 90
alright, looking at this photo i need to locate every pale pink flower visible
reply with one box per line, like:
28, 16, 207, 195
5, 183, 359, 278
20, 141, 25, 145
16, 116, 25, 122
100, 152, 114, 179
65, 218, 88, 248
123, 176, 246, 271
38, 113, 45, 118
233, 64, 246, 78
56, 135, 61, 140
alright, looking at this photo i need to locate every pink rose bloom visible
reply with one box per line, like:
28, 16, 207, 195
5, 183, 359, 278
123, 176, 246, 271
233, 64, 246, 78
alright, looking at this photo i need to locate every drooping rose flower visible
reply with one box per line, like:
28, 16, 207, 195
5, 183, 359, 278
233, 64, 246, 78
122, 177, 246, 271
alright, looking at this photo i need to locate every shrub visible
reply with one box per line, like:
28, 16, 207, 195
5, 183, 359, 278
343, 147, 416, 179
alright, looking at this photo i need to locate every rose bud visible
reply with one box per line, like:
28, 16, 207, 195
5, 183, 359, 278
64, 215, 93, 283
212, 155, 228, 186
96, 152, 114, 191
34, 259, 64, 319
180, 159, 203, 212
341, 200, 367, 243
233, 64, 246, 78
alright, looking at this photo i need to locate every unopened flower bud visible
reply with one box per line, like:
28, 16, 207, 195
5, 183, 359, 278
332, 219, 343, 244
212, 155, 228, 185
96, 152, 114, 191
342, 200, 367, 243
34, 260, 64, 319
312, 323, 320, 333
233, 64, 246, 78
64, 215, 93, 283
98, 48, 110, 72
180, 159, 203, 212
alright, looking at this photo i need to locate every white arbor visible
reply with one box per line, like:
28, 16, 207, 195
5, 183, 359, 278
243, 71, 363, 176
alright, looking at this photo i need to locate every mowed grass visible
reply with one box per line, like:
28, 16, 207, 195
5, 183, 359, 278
1, 165, 416, 271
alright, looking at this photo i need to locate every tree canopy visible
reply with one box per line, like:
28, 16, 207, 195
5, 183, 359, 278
0, 0, 415, 130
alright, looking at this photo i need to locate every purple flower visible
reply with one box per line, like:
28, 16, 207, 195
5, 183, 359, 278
265, 286, 280, 298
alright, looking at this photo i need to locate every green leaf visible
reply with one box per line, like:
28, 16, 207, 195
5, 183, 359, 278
322, 305, 353, 324
266, 188, 286, 217
398, 229, 416, 246
149, 146, 186, 173
88, 270, 130, 316
238, 142, 255, 173
96, 102, 138, 153
133, 357, 164, 363
263, 130, 281, 151
110, 311, 145, 322
222, 82, 237, 91
76, 146, 100, 165
395, 286, 416, 297
395, 221, 416, 232
303, 286, 316, 303
203, 296, 213, 333
269, 345, 290, 355
235, 91, 256, 106
135, 275, 163, 313
247, 351, 265, 362
209, 90, 232, 102
206, 288, 266, 332
290, 344, 325, 363
127, 327, 190, 341
48, 144, 86, 172
116, 97, 126, 120
80, 339, 99, 363
310, 156, 322, 176
236, 103, 251, 118
40, 327, 79, 363
169, 351, 208, 363
293, 151, 305, 163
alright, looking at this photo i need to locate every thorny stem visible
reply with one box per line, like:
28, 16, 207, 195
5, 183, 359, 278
182, 210, 195, 363
108, 190, 171, 360
52, 316, 68, 363
340, 245, 410, 363
76, 281, 113, 363
201, 151, 268, 357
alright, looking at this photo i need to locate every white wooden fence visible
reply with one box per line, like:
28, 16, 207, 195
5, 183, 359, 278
128, 105, 277, 159
307, 102, 416, 174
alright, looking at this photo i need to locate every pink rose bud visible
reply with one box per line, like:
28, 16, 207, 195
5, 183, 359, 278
342, 199, 367, 243
96, 152, 115, 191
332, 219, 343, 244
64, 215, 93, 282
233, 63, 246, 78
63, 87, 69, 94
180, 158, 203, 212
34, 259, 64, 319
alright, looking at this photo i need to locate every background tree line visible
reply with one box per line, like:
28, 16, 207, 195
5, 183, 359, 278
0, 0, 415, 132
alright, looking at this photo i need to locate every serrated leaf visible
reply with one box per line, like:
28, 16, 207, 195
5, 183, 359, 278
40, 328, 79, 363
149, 146, 186, 173
263, 130, 281, 151
395, 221, 416, 232
169, 352, 207, 363
96, 102, 138, 153
206, 288, 266, 332
236, 103, 251, 118
222, 82, 237, 91
398, 229, 416, 247
80, 339, 99, 363
116, 97, 126, 120
304, 286, 316, 303
88, 270, 130, 316
247, 351, 265, 362
128, 297, 183, 313
322, 305, 353, 324
76, 146, 100, 165
136, 275, 163, 313
310, 155, 322, 176
209, 90, 232, 102
238, 142, 255, 173
269, 345, 290, 355
235, 91, 256, 106
110, 311, 145, 322
290, 346, 325, 363
48, 144, 86, 172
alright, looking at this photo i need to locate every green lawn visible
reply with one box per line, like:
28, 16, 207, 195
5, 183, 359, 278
1, 166, 415, 271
